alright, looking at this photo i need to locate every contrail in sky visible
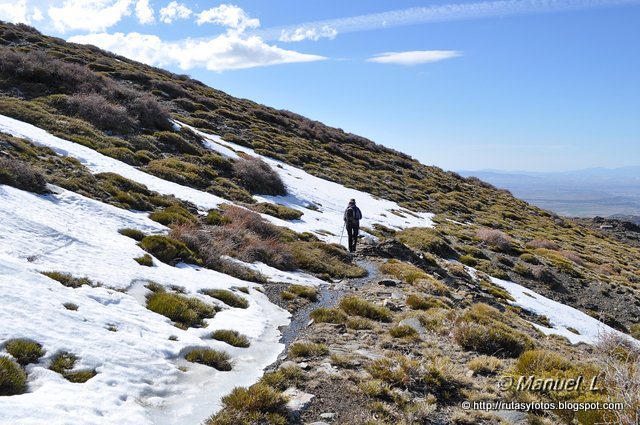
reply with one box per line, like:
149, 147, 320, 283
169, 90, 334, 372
252, 0, 640, 42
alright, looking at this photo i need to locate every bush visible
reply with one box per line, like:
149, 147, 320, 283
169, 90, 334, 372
395, 227, 456, 258
149, 205, 197, 226
211, 330, 250, 348
389, 325, 419, 339
134, 254, 154, 266
202, 289, 249, 309
476, 228, 513, 252
63, 302, 79, 311
453, 304, 534, 358
49, 351, 96, 383
0, 356, 27, 396
310, 307, 347, 324
146, 292, 215, 328
526, 239, 559, 250
289, 342, 329, 358
139, 235, 199, 265
366, 355, 465, 400
118, 228, 146, 241
66, 92, 134, 132
40, 271, 94, 288
291, 241, 366, 279
467, 355, 502, 376
519, 253, 540, 264
206, 383, 288, 425
249, 202, 303, 220
205, 210, 231, 226
406, 294, 448, 311
185, 348, 232, 371
346, 317, 374, 330
379, 259, 429, 284
4, 339, 45, 366
0, 157, 48, 194
287, 284, 318, 302
232, 156, 286, 195
339, 296, 392, 322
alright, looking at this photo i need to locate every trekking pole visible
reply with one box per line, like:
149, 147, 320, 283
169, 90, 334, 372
339, 221, 346, 246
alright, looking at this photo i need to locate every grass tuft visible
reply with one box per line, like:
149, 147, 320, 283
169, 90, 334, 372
4, 338, 45, 366
146, 292, 215, 328
289, 342, 329, 358
185, 348, 232, 371
118, 228, 146, 241
0, 356, 27, 396
41, 271, 95, 288
211, 330, 250, 348
310, 307, 347, 324
339, 295, 392, 322
202, 289, 249, 309
134, 253, 154, 266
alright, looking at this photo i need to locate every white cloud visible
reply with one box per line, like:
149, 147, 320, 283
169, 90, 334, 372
0, 0, 42, 24
69, 31, 326, 72
159, 1, 191, 24
48, 0, 133, 33
135, 0, 154, 24
367, 50, 461, 65
261, 0, 640, 41
279, 25, 337, 42
196, 4, 259, 32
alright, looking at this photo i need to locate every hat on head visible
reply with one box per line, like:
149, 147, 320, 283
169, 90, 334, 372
349, 199, 356, 205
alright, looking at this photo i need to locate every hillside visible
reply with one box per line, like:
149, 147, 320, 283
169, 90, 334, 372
1, 21, 640, 425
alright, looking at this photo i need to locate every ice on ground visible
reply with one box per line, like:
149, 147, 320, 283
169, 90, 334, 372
0, 185, 289, 425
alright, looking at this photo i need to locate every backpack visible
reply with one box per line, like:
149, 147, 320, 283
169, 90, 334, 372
346, 206, 360, 223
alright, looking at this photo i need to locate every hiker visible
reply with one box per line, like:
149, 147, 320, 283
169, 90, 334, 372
343, 198, 362, 253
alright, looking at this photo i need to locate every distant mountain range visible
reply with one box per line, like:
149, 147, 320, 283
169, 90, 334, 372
458, 167, 640, 218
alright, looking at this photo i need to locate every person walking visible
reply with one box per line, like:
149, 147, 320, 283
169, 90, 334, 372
343, 199, 362, 253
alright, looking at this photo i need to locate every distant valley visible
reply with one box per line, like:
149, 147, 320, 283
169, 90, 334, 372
458, 167, 640, 219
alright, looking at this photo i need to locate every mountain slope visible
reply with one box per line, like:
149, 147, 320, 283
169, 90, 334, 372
1, 21, 639, 425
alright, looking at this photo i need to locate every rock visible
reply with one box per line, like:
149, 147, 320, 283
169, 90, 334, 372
398, 317, 425, 335
283, 387, 314, 419
297, 362, 310, 370
307, 422, 330, 425
355, 348, 384, 360
391, 291, 404, 300
382, 299, 402, 311
378, 279, 400, 287
279, 361, 298, 370
316, 362, 339, 376
320, 412, 336, 420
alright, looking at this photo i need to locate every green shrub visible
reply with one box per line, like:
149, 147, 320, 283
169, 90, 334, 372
185, 348, 232, 371
467, 355, 503, 376
202, 289, 249, 309
206, 383, 288, 425
97, 147, 139, 165
40, 271, 94, 288
389, 325, 419, 339
519, 253, 540, 264
149, 205, 197, 226
339, 296, 392, 322
280, 291, 295, 301
289, 342, 329, 358
205, 209, 231, 225
346, 317, 374, 330
49, 351, 96, 383
290, 241, 366, 279
310, 307, 347, 324
118, 228, 146, 241
406, 294, 449, 311
379, 259, 430, 284
249, 202, 303, 220
395, 227, 456, 257
0, 356, 27, 396
134, 254, 154, 266
0, 157, 48, 194
139, 235, 199, 265
63, 302, 78, 311
211, 330, 250, 348
146, 292, 215, 328
458, 254, 478, 267
453, 304, 534, 358
287, 284, 318, 301
4, 338, 45, 366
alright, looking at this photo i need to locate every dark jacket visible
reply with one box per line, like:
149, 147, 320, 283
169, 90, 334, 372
344, 205, 362, 225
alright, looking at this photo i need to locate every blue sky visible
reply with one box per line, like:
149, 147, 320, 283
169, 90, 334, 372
1, 0, 639, 172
